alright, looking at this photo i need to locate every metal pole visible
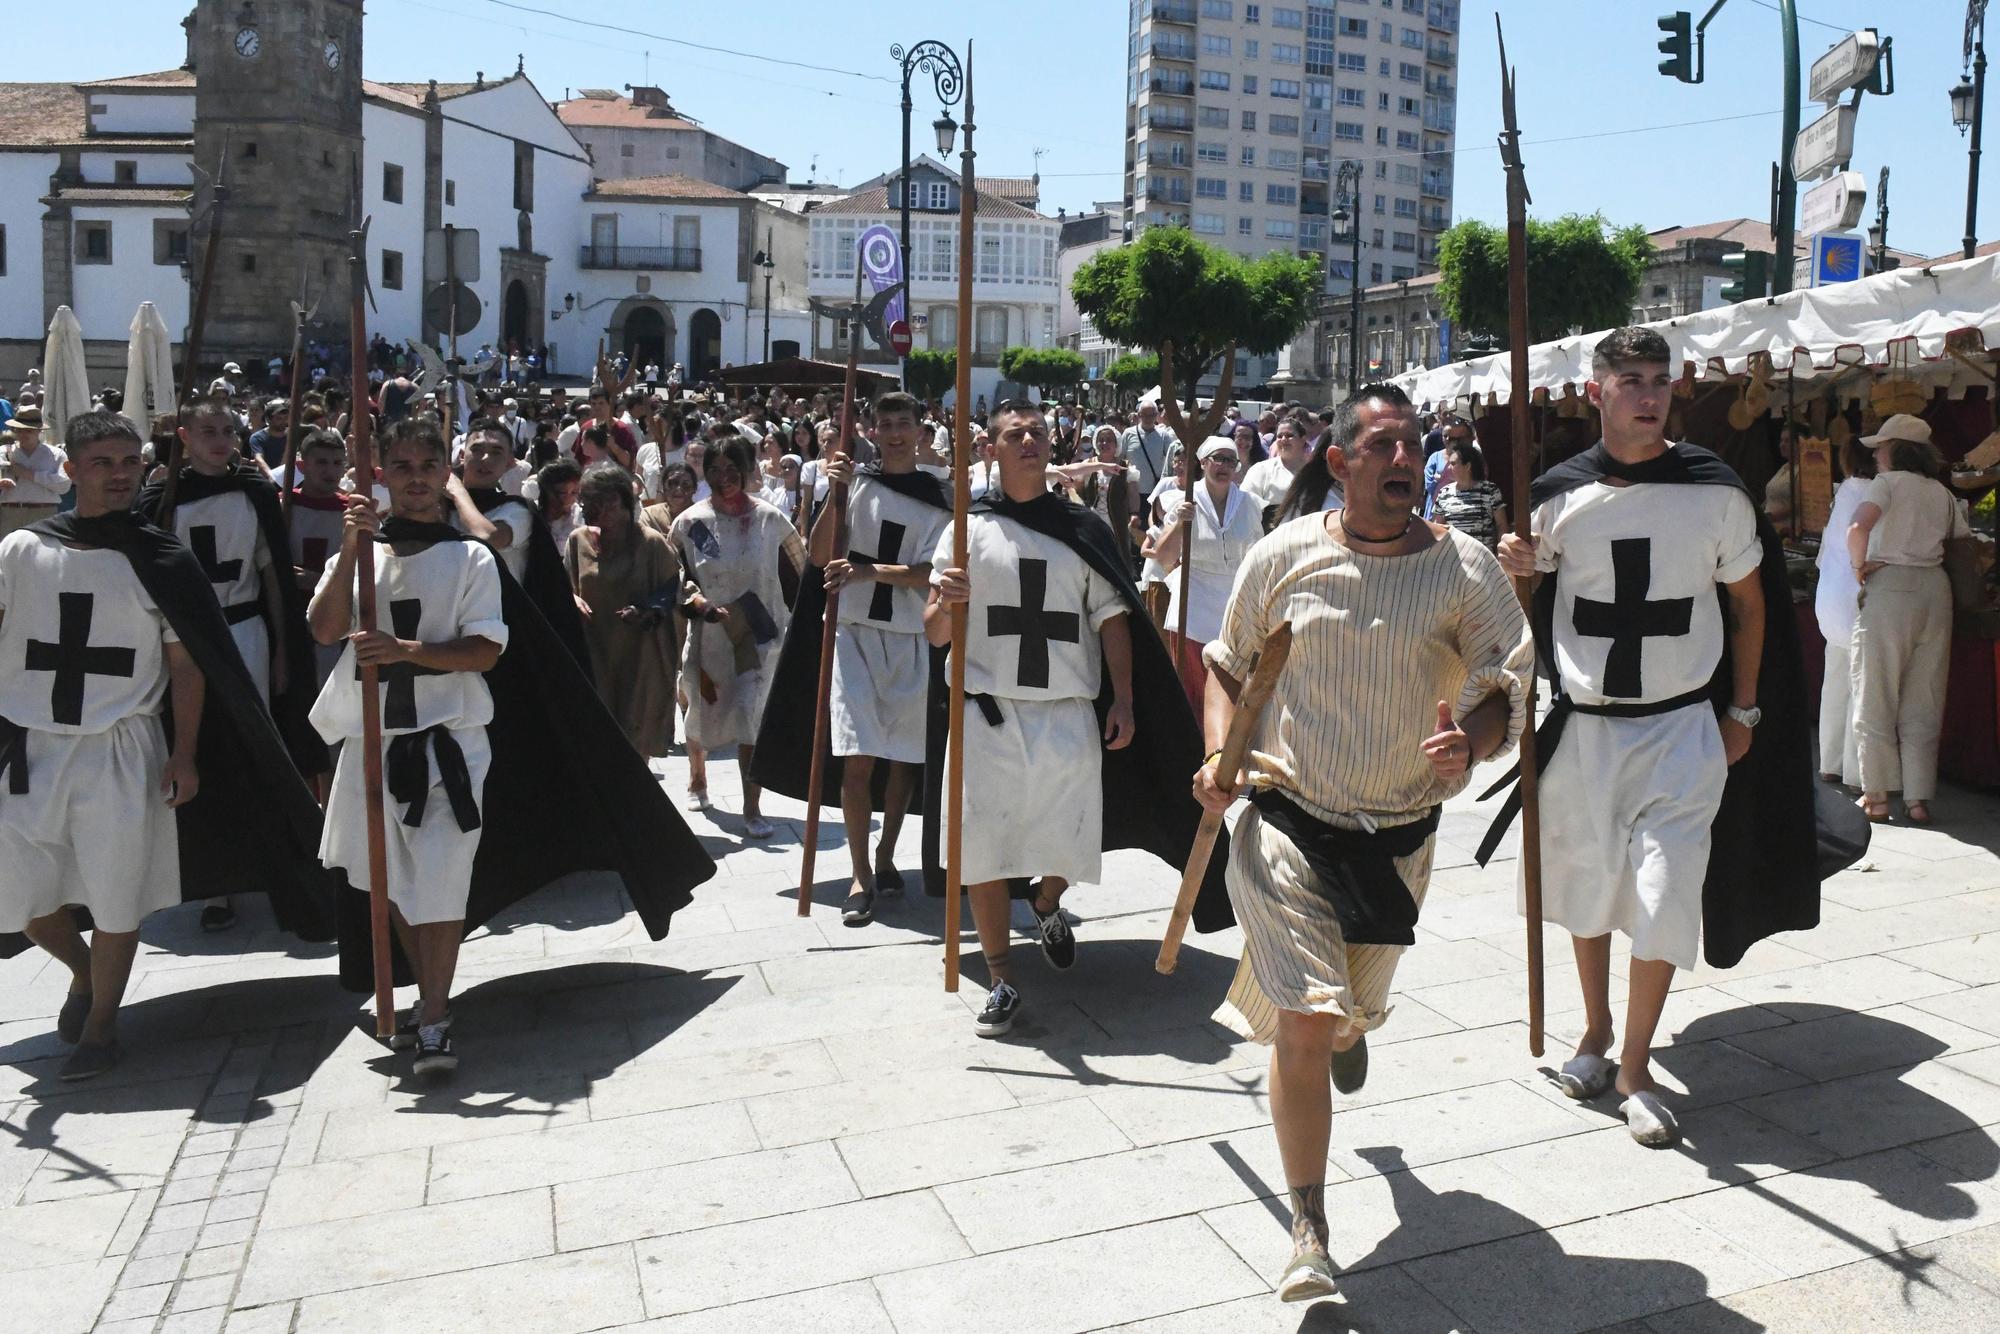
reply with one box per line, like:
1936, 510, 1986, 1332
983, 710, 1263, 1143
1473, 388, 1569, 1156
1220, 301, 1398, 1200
1967, 32, 1987, 261
1348, 220, 1362, 388
1773, 0, 1801, 294
762, 227, 774, 362
944, 43, 975, 996
899, 57, 914, 389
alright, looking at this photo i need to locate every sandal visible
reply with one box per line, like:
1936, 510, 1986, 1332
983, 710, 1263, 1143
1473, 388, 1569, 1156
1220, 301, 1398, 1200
1555, 1054, 1617, 1101
1904, 801, 1933, 826
1857, 795, 1891, 823
1621, 1089, 1681, 1147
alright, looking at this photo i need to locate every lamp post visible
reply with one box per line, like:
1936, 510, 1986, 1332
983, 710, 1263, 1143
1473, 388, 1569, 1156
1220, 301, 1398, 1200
1952, 1, 1987, 261
1868, 165, 1891, 273
1331, 159, 1362, 392
891, 40, 964, 384
752, 233, 775, 362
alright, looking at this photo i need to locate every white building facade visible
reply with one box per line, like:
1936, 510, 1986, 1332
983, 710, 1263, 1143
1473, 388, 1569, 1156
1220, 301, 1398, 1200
808, 159, 1061, 406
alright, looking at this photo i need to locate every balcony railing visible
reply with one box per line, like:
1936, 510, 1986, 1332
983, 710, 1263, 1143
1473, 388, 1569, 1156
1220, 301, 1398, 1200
1428, 1, 1460, 33
1421, 172, 1451, 199
1423, 104, 1456, 133
1143, 107, 1194, 131
1153, 1, 1198, 23
1420, 208, 1449, 230
1148, 72, 1195, 96
1426, 40, 1453, 65
580, 244, 701, 271
1151, 37, 1196, 61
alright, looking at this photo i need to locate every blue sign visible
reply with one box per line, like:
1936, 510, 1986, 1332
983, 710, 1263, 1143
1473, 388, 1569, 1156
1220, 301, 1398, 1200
1437, 317, 1452, 367
1811, 232, 1865, 287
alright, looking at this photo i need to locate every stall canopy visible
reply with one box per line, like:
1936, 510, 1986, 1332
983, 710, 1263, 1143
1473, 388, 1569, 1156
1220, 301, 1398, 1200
711, 356, 899, 394
1394, 252, 2000, 412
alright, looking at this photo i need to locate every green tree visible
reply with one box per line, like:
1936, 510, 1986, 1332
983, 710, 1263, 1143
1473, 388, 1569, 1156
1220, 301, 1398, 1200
1103, 351, 1160, 406
1437, 213, 1653, 349
1071, 226, 1319, 444
902, 347, 956, 402
998, 345, 1088, 398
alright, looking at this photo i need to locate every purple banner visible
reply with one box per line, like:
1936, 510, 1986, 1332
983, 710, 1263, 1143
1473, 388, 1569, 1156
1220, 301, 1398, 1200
858, 223, 905, 331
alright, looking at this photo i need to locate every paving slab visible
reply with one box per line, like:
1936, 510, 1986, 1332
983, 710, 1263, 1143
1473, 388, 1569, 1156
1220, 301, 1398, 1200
836, 1096, 1133, 1197
1645, 1243, 2000, 1332
553, 1141, 859, 1251
429, 1099, 760, 1202
294, 1244, 646, 1334
258, 1148, 430, 1230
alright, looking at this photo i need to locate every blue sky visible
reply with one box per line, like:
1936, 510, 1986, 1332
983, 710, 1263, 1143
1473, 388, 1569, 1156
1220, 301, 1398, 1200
23, 0, 1994, 259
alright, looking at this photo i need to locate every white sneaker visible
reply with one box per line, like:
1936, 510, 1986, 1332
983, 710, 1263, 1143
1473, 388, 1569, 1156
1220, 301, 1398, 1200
744, 814, 774, 840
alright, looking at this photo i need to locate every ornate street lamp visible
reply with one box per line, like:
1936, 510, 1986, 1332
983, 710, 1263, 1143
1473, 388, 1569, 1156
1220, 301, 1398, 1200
1331, 159, 1363, 392
891, 41, 964, 380
1952, 1, 1987, 260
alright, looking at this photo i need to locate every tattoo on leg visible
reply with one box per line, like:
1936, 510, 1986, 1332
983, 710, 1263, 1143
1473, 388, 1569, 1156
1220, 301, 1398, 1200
1289, 1183, 1328, 1255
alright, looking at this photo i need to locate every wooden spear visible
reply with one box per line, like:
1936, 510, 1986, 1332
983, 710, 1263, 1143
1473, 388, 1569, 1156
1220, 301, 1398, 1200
278, 286, 316, 526
943, 43, 976, 993
796, 262, 868, 917
1157, 621, 1292, 974
346, 200, 397, 1039
1497, 17, 1545, 1059
159, 144, 230, 525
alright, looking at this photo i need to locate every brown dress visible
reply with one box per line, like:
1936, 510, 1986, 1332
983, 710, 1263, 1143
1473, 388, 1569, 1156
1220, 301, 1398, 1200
565, 520, 683, 757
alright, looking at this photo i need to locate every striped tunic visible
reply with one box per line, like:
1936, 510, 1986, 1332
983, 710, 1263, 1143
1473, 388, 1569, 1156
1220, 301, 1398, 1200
1201, 514, 1533, 1042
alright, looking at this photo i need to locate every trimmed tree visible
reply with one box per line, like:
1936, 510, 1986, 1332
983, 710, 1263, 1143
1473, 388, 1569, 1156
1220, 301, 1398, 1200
1104, 351, 1160, 407
1071, 225, 1319, 446
998, 345, 1088, 400
1438, 213, 1653, 349
902, 347, 956, 403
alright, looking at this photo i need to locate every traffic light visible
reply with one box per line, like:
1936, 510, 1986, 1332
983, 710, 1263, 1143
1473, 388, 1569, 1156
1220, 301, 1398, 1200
1720, 250, 1771, 303
1657, 12, 1694, 83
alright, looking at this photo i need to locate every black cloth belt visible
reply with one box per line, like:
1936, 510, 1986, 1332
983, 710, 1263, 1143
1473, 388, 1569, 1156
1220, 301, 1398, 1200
966, 692, 1005, 727
0, 716, 26, 795
384, 724, 483, 833
1249, 790, 1440, 947
222, 601, 264, 626
1474, 685, 1713, 867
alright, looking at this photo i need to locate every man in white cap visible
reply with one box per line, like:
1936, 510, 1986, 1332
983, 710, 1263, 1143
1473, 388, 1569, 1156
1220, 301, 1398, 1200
0, 406, 71, 538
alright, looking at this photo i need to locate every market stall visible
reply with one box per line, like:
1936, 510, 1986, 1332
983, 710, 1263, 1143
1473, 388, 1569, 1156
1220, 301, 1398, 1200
1393, 253, 2000, 786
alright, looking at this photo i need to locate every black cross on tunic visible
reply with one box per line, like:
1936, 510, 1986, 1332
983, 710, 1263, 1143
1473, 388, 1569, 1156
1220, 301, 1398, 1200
25, 592, 138, 727
357, 597, 446, 730
849, 520, 907, 623
987, 558, 1081, 690
1571, 537, 1693, 699
188, 525, 244, 586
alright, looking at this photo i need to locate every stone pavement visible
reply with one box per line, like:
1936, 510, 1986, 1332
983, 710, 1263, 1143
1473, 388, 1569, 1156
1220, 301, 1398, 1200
4, 753, 2000, 1334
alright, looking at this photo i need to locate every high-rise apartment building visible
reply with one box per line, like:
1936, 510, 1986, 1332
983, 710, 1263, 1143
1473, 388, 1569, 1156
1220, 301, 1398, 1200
1122, 0, 1459, 387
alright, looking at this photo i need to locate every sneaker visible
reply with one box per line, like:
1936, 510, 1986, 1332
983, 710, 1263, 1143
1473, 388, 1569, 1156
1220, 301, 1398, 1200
1030, 895, 1076, 971
1277, 1247, 1339, 1303
387, 1008, 453, 1052
60, 1040, 121, 1082
200, 901, 238, 932
685, 787, 711, 812
57, 990, 93, 1045
744, 814, 774, 840
874, 864, 906, 897
841, 888, 874, 927
974, 981, 1021, 1037
412, 1024, 458, 1076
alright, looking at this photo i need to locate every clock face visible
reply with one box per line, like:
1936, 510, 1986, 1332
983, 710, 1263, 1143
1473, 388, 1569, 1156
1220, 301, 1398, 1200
324, 38, 342, 69
234, 27, 261, 59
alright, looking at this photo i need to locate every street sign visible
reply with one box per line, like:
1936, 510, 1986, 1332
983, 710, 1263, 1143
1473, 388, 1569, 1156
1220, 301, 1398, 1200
1792, 104, 1857, 182
1801, 170, 1869, 237
911, 312, 929, 333
1810, 232, 1866, 288
423, 280, 481, 336
424, 227, 480, 283
1809, 29, 1882, 104
886, 319, 913, 357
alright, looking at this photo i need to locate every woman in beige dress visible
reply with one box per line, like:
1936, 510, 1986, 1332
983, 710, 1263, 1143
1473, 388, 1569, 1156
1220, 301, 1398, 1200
566, 462, 681, 758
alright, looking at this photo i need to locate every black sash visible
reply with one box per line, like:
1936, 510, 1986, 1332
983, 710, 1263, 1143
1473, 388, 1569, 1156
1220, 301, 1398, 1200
1250, 791, 1440, 946
385, 724, 483, 833
223, 601, 264, 626
0, 717, 26, 795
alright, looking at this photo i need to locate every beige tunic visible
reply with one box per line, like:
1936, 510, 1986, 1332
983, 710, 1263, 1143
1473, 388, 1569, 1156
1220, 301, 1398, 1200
567, 521, 683, 758
1201, 515, 1532, 1043
668, 497, 806, 749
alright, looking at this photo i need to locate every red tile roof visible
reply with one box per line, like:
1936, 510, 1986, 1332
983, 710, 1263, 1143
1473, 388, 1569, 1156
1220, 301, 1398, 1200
1647, 218, 1775, 251
0, 81, 191, 151
555, 97, 698, 132
585, 173, 749, 202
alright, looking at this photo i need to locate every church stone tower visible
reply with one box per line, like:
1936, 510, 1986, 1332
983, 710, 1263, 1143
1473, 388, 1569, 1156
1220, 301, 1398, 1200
188, 0, 363, 364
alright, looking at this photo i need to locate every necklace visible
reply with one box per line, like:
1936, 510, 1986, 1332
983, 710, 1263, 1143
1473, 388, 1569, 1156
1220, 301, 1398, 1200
1339, 513, 1414, 545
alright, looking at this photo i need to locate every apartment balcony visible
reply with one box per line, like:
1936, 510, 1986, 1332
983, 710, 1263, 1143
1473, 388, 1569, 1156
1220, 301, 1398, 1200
1148, 72, 1195, 97
1142, 107, 1194, 132
1428, 1, 1459, 34
1145, 183, 1193, 205
580, 244, 701, 272
1421, 172, 1451, 200
1425, 75, 1455, 98
1420, 207, 1449, 230
1426, 40, 1453, 65
1151, 37, 1197, 62
1423, 103, 1456, 134
1153, 1, 1198, 23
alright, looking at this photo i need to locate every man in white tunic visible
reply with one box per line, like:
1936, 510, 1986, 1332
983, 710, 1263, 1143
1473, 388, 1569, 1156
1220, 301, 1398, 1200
813, 392, 950, 925
1195, 385, 1530, 1302
444, 418, 535, 584
310, 417, 507, 1076
927, 402, 1136, 1037
0, 415, 200, 1080
1, 405, 71, 536
1498, 327, 1766, 1147
286, 429, 351, 692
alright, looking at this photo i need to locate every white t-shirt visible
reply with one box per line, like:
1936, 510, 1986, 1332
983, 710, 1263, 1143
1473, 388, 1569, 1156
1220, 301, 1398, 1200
1240, 455, 1299, 511
1862, 470, 1969, 568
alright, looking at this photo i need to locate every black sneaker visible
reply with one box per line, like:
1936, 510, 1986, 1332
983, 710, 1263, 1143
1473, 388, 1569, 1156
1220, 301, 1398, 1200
200, 901, 237, 933
975, 982, 1021, 1037
412, 1024, 458, 1076
60, 1040, 121, 1082
388, 1008, 453, 1052
1331, 1033, 1369, 1094
1030, 897, 1076, 971
841, 888, 875, 927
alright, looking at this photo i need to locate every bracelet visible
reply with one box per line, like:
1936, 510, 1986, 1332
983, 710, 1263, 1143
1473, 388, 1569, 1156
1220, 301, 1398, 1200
1203, 749, 1223, 768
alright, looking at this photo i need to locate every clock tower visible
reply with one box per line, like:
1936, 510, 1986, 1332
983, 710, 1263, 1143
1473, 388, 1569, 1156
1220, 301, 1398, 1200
187, 0, 363, 366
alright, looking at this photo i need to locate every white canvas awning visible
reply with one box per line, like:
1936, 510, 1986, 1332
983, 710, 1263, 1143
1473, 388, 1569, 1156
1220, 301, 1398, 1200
1393, 251, 2000, 413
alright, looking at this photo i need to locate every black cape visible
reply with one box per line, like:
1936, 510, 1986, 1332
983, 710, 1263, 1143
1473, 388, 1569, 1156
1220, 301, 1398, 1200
1478, 441, 1862, 968
137, 465, 330, 775
465, 485, 594, 682
920, 491, 1231, 928
1, 512, 339, 957
331, 518, 716, 991
752, 466, 953, 814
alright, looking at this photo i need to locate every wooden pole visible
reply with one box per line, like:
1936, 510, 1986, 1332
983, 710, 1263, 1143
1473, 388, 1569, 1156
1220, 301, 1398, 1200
797, 263, 867, 917
1497, 17, 1544, 1059
1157, 622, 1292, 974
160, 148, 230, 524
943, 44, 976, 994
278, 303, 309, 524
348, 216, 397, 1040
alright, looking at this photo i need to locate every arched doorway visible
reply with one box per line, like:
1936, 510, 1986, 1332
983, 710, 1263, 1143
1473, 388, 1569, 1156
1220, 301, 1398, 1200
502, 280, 530, 354
689, 308, 723, 382
625, 305, 668, 372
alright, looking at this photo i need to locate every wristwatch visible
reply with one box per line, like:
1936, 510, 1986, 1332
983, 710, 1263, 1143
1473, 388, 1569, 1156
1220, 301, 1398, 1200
1726, 704, 1762, 729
